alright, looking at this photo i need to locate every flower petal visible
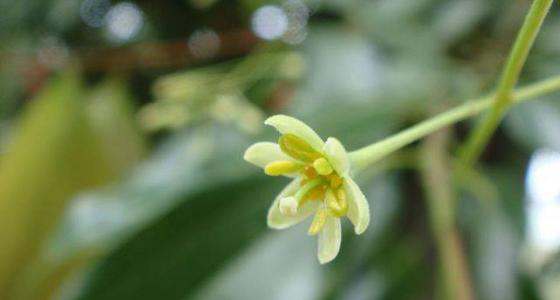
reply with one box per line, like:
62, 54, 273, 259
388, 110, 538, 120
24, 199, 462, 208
323, 137, 350, 175
264, 115, 324, 152
343, 177, 370, 234
267, 178, 319, 229
317, 216, 341, 264
244, 142, 293, 169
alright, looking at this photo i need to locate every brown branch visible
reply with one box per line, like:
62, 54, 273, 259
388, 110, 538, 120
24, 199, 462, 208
76, 29, 259, 72
0, 29, 259, 73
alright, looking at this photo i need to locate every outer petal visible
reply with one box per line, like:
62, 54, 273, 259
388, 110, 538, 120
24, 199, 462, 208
244, 142, 294, 169
267, 178, 319, 229
343, 177, 370, 234
264, 115, 324, 152
323, 137, 350, 175
317, 216, 341, 264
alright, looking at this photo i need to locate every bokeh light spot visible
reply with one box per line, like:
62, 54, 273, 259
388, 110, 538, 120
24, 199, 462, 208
188, 28, 221, 59
36, 37, 69, 69
282, 0, 309, 45
251, 5, 289, 40
105, 2, 144, 43
525, 148, 560, 251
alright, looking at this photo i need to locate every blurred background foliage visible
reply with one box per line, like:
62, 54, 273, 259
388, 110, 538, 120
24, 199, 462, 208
0, 0, 559, 299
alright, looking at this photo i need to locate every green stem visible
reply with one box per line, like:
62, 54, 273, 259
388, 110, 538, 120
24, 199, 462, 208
459, 0, 554, 164
349, 75, 560, 171
421, 131, 475, 300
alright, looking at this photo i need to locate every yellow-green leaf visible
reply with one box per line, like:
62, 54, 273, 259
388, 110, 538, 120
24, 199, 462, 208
0, 71, 114, 299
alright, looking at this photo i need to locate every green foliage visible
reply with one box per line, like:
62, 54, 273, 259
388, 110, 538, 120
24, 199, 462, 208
1, 0, 560, 299
0, 71, 114, 299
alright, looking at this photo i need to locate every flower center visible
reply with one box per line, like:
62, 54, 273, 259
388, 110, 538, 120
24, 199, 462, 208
264, 134, 349, 230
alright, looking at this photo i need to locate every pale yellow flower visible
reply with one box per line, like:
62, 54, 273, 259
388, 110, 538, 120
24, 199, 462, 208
244, 115, 370, 263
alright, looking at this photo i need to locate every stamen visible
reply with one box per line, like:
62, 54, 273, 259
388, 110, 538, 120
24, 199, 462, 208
329, 174, 342, 189
337, 189, 348, 210
279, 196, 299, 216
337, 189, 348, 215
308, 208, 328, 235
313, 157, 333, 176
264, 160, 302, 176
326, 189, 348, 217
279, 134, 321, 162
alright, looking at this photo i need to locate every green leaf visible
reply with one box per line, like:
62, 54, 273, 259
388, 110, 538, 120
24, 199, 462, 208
0, 71, 114, 299
190, 227, 323, 300
76, 175, 282, 300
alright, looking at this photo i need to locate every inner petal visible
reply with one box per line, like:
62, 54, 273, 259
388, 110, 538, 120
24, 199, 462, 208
264, 114, 325, 151
278, 134, 322, 163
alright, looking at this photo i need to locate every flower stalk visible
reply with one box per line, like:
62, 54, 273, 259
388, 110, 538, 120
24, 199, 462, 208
349, 75, 560, 172
459, 0, 554, 164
